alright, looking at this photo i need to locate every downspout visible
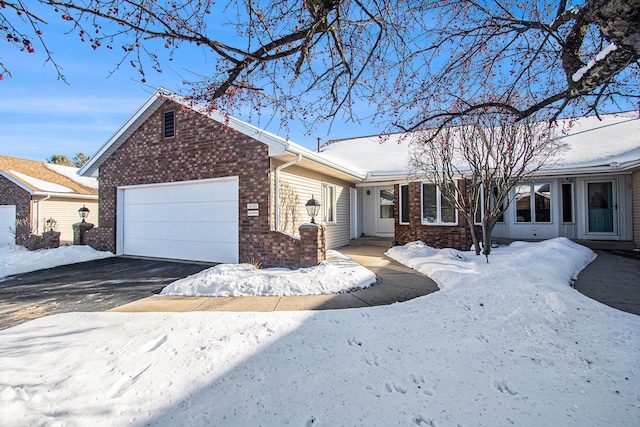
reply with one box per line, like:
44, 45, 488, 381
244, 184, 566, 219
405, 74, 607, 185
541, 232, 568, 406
274, 154, 302, 232
33, 193, 51, 234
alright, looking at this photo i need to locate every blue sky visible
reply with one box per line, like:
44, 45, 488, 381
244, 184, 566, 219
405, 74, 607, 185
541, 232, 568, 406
0, 11, 376, 162
3, 6, 637, 163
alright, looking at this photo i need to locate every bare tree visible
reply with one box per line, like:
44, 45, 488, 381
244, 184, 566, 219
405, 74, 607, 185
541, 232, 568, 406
409, 111, 565, 260
1, 0, 638, 131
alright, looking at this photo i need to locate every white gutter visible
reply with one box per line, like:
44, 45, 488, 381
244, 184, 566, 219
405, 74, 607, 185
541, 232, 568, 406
32, 192, 99, 200
274, 154, 302, 231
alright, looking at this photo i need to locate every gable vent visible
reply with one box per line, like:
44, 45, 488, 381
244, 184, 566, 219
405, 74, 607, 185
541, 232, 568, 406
163, 110, 175, 138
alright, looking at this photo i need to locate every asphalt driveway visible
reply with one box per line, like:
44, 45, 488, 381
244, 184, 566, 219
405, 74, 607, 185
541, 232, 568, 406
0, 257, 213, 330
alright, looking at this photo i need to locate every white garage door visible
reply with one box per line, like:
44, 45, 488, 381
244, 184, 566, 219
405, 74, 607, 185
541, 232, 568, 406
119, 177, 239, 263
0, 205, 16, 246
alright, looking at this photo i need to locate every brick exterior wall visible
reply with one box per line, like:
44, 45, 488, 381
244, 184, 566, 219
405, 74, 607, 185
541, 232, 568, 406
299, 224, 326, 267
0, 175, 31, 244
633, 170, 640, 248
89, 101, 307, 267
394, 181, 475, 250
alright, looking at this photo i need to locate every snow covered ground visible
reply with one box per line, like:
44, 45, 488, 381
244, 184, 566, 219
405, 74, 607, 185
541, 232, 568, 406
161, 250, 376, 296
0, 244, 113, 279
1, 238, 638, 426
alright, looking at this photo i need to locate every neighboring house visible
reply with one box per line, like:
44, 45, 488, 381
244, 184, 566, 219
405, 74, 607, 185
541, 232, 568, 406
79, 87, 639, 266
317, 111, 640, 249
0, 155, 99, 245
78, 88, 365, 266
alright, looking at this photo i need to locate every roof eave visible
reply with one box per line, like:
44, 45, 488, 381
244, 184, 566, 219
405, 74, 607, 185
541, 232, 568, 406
0, 170, 34, 194
32, 191, 99, 200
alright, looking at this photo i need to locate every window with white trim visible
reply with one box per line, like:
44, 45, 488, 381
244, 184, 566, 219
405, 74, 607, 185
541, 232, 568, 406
421, 182, 457, 225
399, 184, 410, 225
475, 185, 506, 225
322, 182, 337, 224
515, 183, 551, 223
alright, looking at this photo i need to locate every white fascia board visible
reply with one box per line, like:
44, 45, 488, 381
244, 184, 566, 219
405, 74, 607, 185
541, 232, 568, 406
620, 159, 640, 171
79, 88, 168, 177
531, 164, 634, 177
0, 170, 34, 194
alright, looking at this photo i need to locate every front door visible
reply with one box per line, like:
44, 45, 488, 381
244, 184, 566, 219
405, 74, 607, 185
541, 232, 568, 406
376, 186, 395, 236
587, 181, 617, 235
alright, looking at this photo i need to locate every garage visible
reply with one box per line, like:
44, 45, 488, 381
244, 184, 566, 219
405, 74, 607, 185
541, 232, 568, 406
0, 205, 16, 246
117, 177, 239, 263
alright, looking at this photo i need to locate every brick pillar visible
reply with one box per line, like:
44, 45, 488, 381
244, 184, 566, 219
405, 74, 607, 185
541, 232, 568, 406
73, 221, 95, 245
299, 223, 326, 268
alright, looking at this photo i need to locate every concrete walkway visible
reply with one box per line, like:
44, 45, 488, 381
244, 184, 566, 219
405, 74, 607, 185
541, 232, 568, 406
109, 245, 439, 313
573, 249, 640, 316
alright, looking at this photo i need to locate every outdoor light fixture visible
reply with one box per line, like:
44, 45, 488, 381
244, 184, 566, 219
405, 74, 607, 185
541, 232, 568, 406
78, 205, 90, 223
305, 195, 321, 224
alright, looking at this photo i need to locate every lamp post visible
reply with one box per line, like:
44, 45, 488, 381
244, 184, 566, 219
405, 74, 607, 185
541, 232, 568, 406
305, 196, 321, 224
78, 205, 90, 223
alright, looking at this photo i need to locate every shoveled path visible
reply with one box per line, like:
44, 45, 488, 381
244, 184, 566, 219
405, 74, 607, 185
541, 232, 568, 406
573, 249, 640, 316
109, 245, 440, 313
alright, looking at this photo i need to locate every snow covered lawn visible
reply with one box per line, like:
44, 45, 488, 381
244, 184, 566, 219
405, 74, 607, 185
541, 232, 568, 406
161, 250, 376, 296
1, 238, 639, 426
0, 244, 113, 279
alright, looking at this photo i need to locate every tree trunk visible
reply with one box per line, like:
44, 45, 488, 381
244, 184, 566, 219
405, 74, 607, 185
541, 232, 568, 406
468, 217, 481, 255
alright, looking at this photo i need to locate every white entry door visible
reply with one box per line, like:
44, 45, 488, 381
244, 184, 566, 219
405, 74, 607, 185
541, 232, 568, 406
118, 177, 239, 263
0, 205, 16, 245
376, 186, 395, 237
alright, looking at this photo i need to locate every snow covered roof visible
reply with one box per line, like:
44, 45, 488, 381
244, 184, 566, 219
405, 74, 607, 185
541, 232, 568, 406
555, 111, 640, 170
80, 88, 365, 182
318, 111, 640, 180
0, 155, 98, 197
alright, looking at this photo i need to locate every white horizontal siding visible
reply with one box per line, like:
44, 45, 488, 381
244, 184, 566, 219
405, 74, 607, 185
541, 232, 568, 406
272, 162, 352, 249
38, 198, 99, 243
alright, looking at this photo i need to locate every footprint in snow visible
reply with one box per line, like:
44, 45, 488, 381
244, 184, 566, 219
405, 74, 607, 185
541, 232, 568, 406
409, 373, 426, 384
409, 374, 435, 396
109, 365, 150, 398
475, 333, 489, 344
385, 381, 407, 394
138, 335, 168, 354
494, 379, 518, 396
363, 353, 380, 367
347, 338, 362, 346
413, 415, 436, 426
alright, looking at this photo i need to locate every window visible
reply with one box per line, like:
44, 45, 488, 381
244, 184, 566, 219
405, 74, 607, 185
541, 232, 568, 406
493, 186, 505, 223
163, 110, 175, 139
380, 188, 394, 219
474, 185, 505, 225
322, 183, 337, 224
399, 184, 410, 225
421, 182, 457, 225
515, 183, 551, 223
561, 183, 574, 223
